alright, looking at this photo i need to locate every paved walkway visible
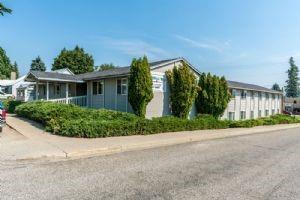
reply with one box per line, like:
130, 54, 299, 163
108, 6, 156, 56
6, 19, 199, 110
2, 115, 300, 161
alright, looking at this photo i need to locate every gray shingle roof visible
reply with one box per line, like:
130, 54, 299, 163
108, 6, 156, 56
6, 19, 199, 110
227, 80, 282, 94
28, 71, 84, 82
78, 58, 183, 80
77, 66, 131, 80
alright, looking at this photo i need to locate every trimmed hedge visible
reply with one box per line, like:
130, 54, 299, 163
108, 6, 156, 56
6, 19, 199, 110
15, 101, 300, 138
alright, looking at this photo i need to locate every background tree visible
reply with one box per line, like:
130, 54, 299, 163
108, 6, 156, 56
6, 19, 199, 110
0, 2, 12, 16
0, 46, 13, 79
271, 83, 281, 91
166, 62, 198, 118
12, 61, 19, 79
96, 63, 118, 71
285, 57, 299, 97
52, 46, 94, 74
196, 73, 231, 118
30, 56, 46, 71
128, 56, 153, 118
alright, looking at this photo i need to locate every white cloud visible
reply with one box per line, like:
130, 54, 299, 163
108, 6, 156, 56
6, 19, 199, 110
174, 35, 230, 53
97, 36, 170, 59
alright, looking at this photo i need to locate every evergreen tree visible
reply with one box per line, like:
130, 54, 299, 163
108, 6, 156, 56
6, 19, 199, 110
30, 56, 46, 71
52, 46, 94, 74
96, 63, 118, 71
0, 2, 12, 16
12, 61, 19, 79
0, 46, 13, 79
128, 56, 153, 118
271, 83, 281, 91
285, 57, 299, 97
166, 62, 198, 118
196, 73, 231, 118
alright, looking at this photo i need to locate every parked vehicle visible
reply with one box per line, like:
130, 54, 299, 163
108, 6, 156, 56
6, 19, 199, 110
0, 90, 14, 100
0, 101, 6, 132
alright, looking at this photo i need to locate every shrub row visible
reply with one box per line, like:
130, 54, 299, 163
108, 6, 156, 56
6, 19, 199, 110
15, 101, 300, 138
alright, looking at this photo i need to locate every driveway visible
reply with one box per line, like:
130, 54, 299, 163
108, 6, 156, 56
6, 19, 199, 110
1, 127, 300, 199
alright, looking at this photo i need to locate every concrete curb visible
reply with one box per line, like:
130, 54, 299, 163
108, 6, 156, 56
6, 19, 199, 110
5, 115, 300, 161
64, 124, 300, 160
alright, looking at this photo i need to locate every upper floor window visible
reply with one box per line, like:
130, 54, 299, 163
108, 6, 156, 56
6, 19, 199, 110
258, 92, 262, 100
241, 90, 247, 99
272, 94, 275, 99
250, 91, 255, 99
230, 89, 237, 98
93, 80, 104, 95
265, 93, 269, 100
117, 78, 127, 95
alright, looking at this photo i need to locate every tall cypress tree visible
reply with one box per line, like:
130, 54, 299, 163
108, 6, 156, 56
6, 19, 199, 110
128, 56, 153, 118
285, 57, 299, 97
166, 62, 198, 118
196, 73, 230, 118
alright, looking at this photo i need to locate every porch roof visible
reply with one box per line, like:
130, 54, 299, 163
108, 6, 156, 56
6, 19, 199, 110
25, 71, 84, 83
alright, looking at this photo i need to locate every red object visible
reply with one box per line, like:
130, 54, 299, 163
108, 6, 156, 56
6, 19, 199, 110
1, 109, 6, 120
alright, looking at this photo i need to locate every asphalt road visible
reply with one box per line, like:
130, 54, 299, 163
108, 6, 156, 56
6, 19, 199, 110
1, 127, 300, 200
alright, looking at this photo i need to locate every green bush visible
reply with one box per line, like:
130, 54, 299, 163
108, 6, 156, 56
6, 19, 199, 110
15, 102, 300, 138
3, 100, 24, 113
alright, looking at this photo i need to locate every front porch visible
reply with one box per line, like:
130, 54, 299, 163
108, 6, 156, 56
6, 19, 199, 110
35, 82, 87, 107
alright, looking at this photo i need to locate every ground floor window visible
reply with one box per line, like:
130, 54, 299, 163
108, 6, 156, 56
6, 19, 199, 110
265, 110, 269, 116
93, 80, 104, 95
240, 111, 246, 120
250, 111, 254, 119
117, 78, 127, 95
258, 110, 262, 118
272, 109, 275, 115
228, 112, 235, 120
277, 109, 280, 114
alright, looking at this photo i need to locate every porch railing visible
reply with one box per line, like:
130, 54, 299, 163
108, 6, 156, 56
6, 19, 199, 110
48, 96, 87, 107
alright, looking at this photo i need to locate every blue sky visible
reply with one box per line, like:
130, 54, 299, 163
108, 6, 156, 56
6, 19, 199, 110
1, 0, 300, 88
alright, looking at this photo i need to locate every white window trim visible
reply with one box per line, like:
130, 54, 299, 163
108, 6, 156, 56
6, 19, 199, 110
93, 80, 104, 95
116, 78, 128, 95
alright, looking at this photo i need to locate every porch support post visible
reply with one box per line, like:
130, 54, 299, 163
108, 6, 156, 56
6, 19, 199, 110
46, 82, 49, 101
66, 83, 69, 104
35, 82, 39, 100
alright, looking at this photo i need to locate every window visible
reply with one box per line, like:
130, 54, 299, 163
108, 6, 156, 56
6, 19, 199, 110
272, 109, 275, 115
117, 78, 127, 95
258, 110, 262, 118
240, 111, 246, 120
241, 90, 247, 99
55, 85, 60, 95
230, 89, 237, 98
265, 110, 269, 116
228, 112, 235, 121
277, 109, 280, 114
258, 92, 262, 100
250, 91, 255, 99
272, 94, 275, 99
93, 80, 104, 95
17, 89, 25, 97
250, 111, 254, 119
265, 93, 269, 100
